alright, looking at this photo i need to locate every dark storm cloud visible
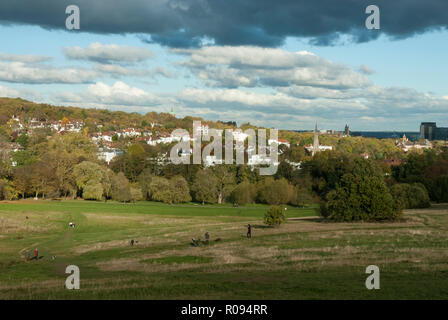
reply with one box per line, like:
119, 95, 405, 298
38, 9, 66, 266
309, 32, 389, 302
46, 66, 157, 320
0, 0, 447, 47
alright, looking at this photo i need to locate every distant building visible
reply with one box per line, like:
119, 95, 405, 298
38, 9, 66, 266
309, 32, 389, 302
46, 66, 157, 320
396, 134, 432, 152
268, 138, 290, 148
304, 123, 333, 155
313, 123, 319, 156
420, 122, 448, 140
344, 124, 350, 137
98, 147, 122, 164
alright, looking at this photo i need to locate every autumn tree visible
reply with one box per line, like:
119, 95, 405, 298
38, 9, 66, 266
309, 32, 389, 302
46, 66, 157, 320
149, 176, 172, 203
13, 165, 31, 199
111, 172, 132, 202
73, 161, 111, 200
257, 177, 295, 205
169, 175, 191, 204
29, 162, 57, 199
138, 168, 153, 200
231, 181, 257, 205
211, 165, 235, 204
191, 169, 218, 204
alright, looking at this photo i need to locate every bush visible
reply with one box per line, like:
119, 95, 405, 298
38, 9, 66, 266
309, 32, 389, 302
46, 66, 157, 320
264, 205, 286, 226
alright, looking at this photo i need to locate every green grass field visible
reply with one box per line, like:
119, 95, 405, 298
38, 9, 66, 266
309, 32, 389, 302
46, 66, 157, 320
0, 200, 447, 299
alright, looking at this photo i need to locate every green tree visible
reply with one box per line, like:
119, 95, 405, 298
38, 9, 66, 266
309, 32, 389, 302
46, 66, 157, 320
433, 175, 448, 203
264, 206, 286, 226
390, 183, 430, 209
322, 162, 401, 222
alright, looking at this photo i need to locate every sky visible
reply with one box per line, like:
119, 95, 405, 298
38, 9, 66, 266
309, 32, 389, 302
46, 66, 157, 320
0, 0, 447, 131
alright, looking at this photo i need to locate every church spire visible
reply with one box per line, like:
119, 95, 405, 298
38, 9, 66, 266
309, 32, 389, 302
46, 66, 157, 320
313, 122, 319, 156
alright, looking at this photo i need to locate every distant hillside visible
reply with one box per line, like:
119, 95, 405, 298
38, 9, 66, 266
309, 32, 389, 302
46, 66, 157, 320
0, 97, 239, 134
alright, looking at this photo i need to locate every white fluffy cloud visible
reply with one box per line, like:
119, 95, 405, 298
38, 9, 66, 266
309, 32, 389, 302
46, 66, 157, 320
175, 46, 372, 89
2, 43, 448, 131
0, 52, 51, 63
63, 42, 153, 64
93, 63, 174, 78
0, 61, 98, 84
53, 81, 172, 107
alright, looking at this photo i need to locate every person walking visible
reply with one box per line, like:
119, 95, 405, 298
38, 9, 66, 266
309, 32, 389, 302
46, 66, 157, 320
34, 248, 39, 260
204, 232, 210, 244
247, 224, 252, 239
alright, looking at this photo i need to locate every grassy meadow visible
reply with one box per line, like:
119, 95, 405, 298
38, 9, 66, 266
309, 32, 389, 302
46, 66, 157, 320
0, 200, 447, 299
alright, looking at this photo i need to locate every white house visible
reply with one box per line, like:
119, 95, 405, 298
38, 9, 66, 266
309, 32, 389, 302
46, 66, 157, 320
98, 148, 122, 164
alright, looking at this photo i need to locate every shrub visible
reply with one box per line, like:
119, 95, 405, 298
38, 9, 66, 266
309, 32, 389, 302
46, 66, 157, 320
264, 205, 286, 226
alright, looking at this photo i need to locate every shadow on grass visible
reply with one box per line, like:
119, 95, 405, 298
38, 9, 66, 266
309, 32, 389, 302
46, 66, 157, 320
252, 224, 273, 229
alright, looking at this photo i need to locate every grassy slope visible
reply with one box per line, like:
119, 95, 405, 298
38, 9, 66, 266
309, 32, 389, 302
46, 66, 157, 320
0, 200, 447, 299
